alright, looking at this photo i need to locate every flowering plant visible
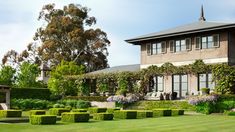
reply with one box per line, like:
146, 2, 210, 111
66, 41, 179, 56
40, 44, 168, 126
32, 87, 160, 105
188, 94, 219, 105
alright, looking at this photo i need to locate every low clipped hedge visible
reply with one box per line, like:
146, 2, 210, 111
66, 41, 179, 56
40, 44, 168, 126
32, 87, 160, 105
152, 109, 172, 117
30, 115, 57, 125
128, 101, 195, 110
29, 110, 46, 116
137, 110, 153, 118
114, 110, 137, 119
61, 112, 89, 122
171, 109, 184, 116
88, 107, 107, 114
64, 96, 108, 102
93, 113, 113, 120
106, 108, 121, 113
49, 108, 70, 116
71, 109, 87, 112
224, 111, 235, 116
0, 110, 22, 118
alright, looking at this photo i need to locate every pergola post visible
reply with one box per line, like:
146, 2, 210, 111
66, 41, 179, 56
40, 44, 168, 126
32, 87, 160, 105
0, 85, 10, 110
5, 90, 10, 109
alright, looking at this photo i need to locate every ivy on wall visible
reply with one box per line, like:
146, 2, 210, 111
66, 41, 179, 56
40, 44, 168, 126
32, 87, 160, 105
67, 60, 235, 95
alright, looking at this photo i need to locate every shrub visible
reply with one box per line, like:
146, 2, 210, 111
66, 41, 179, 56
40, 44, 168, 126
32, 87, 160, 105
72, 109, 87, 112
128, 101, 195, 110
11, 88, 51, 100
56, 100, 91, 109
88, 108, 107, 114
49, 108, 70, 116
11, 99, 51, 110
224, 111, 235, 116
53, 103, 65, 108
61, 112, 89, 122
0, 110, 22, 118
152, 109, 171, 117
171, 109, 184, 116
29, 110, 46, 116
106, 108, 121, 113
76, 100, 91, 108
93, 113, 113, 120
114, 110, 137, 119
64, 96, 108, 102
137, 110, 153, 118
30, 115, 57, 125
201, 88, 210, 95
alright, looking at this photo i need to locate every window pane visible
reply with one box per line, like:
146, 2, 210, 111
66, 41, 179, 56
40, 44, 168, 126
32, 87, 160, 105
200, 82, 206, 89
182, 83, 188, 91
174, 83, 179, 91
158, 76, 163, 83
181, 40, 186, 51
175, 41, 180, 52
152, 43, 157, 54
156, 43, 162, 54
202, 37, 207, 49
199, 74, 206, 82
158, 83, 163, 92
181, 75, 187, 83
174, 75, 180, 83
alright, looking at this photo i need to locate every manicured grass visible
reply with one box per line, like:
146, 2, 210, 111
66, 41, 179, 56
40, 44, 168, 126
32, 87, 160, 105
0, 114, 235, 132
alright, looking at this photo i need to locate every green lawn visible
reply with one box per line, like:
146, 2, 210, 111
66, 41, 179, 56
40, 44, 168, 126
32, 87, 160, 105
1, 114, 235, 132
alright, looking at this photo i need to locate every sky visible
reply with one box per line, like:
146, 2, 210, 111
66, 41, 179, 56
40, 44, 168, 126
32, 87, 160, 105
1, 0, 235, 67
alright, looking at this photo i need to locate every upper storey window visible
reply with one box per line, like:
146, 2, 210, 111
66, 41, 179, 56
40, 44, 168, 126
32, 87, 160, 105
147, 41, 166, 55
196, 34, 219, 49
170, 38, 191, 53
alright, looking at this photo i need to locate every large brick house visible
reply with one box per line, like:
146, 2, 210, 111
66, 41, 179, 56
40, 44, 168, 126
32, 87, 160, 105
125, 6, 235, 98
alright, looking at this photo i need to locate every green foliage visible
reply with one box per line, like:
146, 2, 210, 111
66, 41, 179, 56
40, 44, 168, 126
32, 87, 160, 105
195, 102, 215, 114
76, 79, 90, 96
201, 88, 210, 94
152, 109, 172, 117
136, 110, 153, 118
49, 108, 70, 116
88, 107, 107, 114
171, 109, 184, 116
128, 101, 195, 110
11, 88, 51, 100
53, 103, 65, 108
11, 99, 52, 110
0, 110, 22, 118
29, 110, 46, 116
61, 112, 90, 122
57, 99, 91, 109
224, 111, 235, 116
48, 61, 85, 97
114, 110, 137, 119
106, 108, 121, 113
30, 115, 57, 125
0, 65, 16, 86
212, 64, 235, 94
96, 78, 109, 93
16, 62, 43, 88
72, 109, 87, 112
64, 96, 108, 102
93, 113, 113, 120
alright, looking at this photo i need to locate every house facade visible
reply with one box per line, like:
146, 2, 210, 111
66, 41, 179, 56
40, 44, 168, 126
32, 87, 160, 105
126, 7, 235, 99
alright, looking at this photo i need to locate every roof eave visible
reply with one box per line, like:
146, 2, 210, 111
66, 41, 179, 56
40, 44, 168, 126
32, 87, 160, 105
126, 24, 235, 45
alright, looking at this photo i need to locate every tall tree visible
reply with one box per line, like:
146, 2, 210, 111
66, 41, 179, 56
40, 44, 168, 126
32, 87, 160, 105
0, 65, 16, 86
2, 3, 110, 72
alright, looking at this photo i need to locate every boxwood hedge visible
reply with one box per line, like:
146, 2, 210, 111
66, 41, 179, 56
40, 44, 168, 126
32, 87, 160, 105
49, 108, 70, 116
114, 110, 137, 119
61, 112, 89, 122
152, 109, 172, 117
29, 110, 46, 116
88, 107, 107, 114
30, 115, 57, 125
0, 110, 22, 118
93, 113, 113, 120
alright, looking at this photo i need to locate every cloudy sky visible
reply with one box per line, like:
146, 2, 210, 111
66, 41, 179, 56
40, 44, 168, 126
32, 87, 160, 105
1, 0, 235, 67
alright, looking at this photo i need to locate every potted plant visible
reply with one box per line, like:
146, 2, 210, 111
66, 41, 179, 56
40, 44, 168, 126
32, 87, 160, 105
201, 88, 210, 95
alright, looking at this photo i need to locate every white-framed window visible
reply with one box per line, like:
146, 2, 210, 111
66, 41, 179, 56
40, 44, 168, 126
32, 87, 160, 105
147, 41, 166, 55
149, 76, 164, 92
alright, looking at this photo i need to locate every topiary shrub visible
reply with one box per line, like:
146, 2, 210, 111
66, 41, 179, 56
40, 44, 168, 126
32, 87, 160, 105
30, 115, 57, 125
171, 109, 184, 116
152, 109, 171, 117
29, 110, 46, 116
71, 109, 87, 112
61, 112, 89, 122
114, 110, 137, 119
137, 110, 153, 118
106, 108, 121, 113
0, 110, 22, 118
93, 113, 113, 120
49, 108, 70, 116
88, 107, 107, 114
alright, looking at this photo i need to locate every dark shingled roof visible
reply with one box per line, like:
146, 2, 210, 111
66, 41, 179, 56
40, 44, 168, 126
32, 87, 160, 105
126, 21, 235, 44
87, 64, 140, 74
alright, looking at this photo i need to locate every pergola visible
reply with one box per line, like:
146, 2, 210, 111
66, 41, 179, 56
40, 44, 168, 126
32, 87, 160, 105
0, 85, 10, 110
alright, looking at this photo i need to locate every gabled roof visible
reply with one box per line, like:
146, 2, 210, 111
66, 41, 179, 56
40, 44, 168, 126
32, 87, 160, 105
87, 64, 140, 75
126, 21, 235, 44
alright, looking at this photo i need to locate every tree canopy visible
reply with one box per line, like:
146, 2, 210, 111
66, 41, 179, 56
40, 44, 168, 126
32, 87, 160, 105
2, 3, 110, 72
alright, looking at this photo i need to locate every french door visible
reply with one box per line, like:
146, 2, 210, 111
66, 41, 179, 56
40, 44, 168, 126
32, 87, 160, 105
173, 75, 188, 98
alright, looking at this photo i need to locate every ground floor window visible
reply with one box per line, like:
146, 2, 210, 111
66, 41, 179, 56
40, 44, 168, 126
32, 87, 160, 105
198, 73, 215, 90
173, 74, 188, 98
149, 76, 164, 92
